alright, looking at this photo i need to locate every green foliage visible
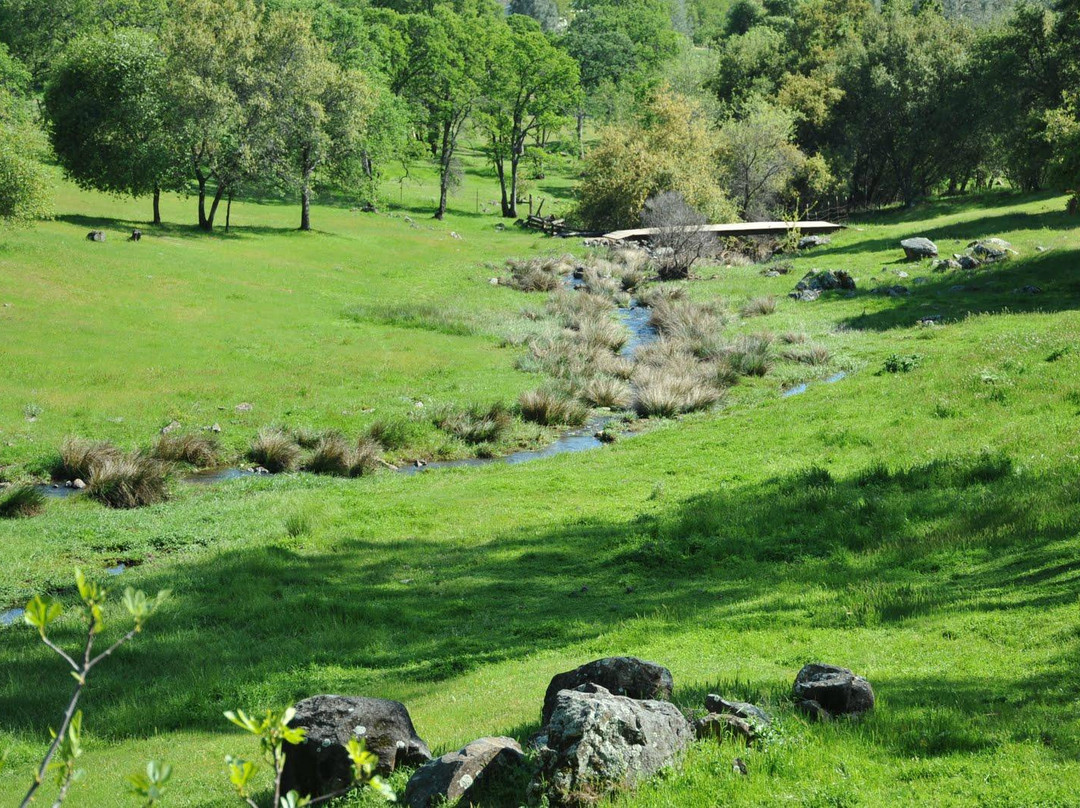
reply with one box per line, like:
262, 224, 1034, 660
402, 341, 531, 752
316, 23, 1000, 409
44, 29, 178, 216
125, 761, 172, 807
883, 353, 922, 373
576, 89, 736, 229
0, 44, 50, 224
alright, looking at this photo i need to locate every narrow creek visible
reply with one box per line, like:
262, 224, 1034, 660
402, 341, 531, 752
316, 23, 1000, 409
34, 280, 848, 493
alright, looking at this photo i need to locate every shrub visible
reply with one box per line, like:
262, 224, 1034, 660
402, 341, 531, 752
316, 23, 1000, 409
884, 353, 922, 373
642, 191, 717, 280
305, 432, 355, 476
152, 432, 220, 467
782, 345, 831, 366
353, 438, 383, 476
741, 296, 777, 317
87, 454, 170, 509
581, 376, 633, 409
249, 428, 302, 473
52, 437, 121, 481
435, 403, 513, 444
0, 484, 45, 519
367, 417, 416, 451
519, 388, 589, 426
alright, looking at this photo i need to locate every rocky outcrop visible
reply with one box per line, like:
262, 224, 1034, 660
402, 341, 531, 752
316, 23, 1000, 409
703, 695, 772, 727
404, 737, 529, 808
798, 235, 831, 249
281, 695, 431, 797
792, 663, 875, 719
542, 656, 674, 726
901, 237, 937, 260
532, 684, 694, 806
695, 713, 756, 745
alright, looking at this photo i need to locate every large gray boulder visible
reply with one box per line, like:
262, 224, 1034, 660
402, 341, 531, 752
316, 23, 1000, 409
542, 656, 674, 726
792, 663, 875, 719
532, 684, 694, 806
404, 737, 529, 808
901, 237, 938, 260
281, 695, 431, 797
795, 269, 841, 292
968, 239, 1017, 262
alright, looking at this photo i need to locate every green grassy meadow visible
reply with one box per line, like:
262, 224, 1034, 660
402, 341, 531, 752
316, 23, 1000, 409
2, 163, 1080, 806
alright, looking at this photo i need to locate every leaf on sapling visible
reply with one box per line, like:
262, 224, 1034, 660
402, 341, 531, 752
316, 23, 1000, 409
126, 760, 172, 804
24, 594, 63, 636
225, 755, 258, 796
280, 791, 312, 808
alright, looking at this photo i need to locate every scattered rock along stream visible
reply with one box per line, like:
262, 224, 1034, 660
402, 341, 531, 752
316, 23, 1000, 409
37, 279, 848, 495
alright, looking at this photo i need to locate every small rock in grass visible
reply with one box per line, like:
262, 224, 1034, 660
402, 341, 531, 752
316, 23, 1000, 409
160, 420, 181, 435
695, 713, 756, 745
404, 737, 529, 808
792, 663, 875, 718
733, 757, 748, 775
1016, 285, 1043, 295
703, 695, 772, 727
900, 237, 937, 260
73, 479, 87, 490
86, 230, 106, 242
235, 402, 253, 413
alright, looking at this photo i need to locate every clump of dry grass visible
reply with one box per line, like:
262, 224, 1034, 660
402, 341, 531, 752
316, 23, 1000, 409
581, 376, 633, 409
741, 296, 777, 318
288, 427, 324, 450
87, 453, 170, 509
648, 298, 726, 358
435, 402, 513, 444
249, 428, 302, 473
505, 255, 572, 292
152, 432, 220, 467
573, 317, 628, 352
367, 417, 417, 451
0, 485, 45, 519
353, 438, 383, 476
305, 432, 356, 476
619, 267, 649, 292
780, 331, 808, 344
548, 290, 616, 329
636, 285, 687, 309
631, 365, 723, 418
52, 437, 122, 481
519, 388, 589, 426
782, 344, 831, 365
724, 333, 774, 377
582, 265, 622, 299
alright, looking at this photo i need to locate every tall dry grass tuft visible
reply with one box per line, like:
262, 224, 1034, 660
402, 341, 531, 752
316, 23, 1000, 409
52, 437, 122, 481
249, 428, 302, 473
782, 345, 831, 365
353, 438, 383, 476
741, 296, 777, 317
87, 453, 170, 509
152, 432, 220, 467
519, 388, 589, 426
305, 432, 356, 476
724, 333, 774, 377
548, 290, 616, 329
435, 402, 513, 444
573, 317, 628, 352
505, 255, 573, 292
581, 376, 633, 409
631, 365, 723, 418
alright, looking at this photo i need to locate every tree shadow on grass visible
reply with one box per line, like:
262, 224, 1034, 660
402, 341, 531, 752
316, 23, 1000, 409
56, 213, 334, 240
1, 452, 1078, 758
828, 248, 1080, 331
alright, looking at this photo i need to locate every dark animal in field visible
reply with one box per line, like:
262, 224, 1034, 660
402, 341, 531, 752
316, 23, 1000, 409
86, 230, 105, 242
129, 229, 142, 242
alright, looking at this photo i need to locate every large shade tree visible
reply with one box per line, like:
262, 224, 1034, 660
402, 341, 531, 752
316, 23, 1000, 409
44, 29, 178, 225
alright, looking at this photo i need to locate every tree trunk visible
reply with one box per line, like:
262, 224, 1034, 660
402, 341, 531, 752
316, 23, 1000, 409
576, 111, 585, 160
226, 192, 233, 233
196, 173, 209, 230
152, 185, 161, 226
300, 161, 313, 231
205, 184, 225, 231
507, 153, 520, 219
436, 122, 452, 220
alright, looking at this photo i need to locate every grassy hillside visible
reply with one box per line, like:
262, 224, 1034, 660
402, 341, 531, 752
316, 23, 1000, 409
1, 180, 1079, 806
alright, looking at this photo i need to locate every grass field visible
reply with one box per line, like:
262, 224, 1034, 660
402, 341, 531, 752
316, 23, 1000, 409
2, 162, 1080, 806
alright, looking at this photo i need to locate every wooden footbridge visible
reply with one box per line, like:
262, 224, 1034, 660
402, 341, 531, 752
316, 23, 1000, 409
602, 220, 844, 243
